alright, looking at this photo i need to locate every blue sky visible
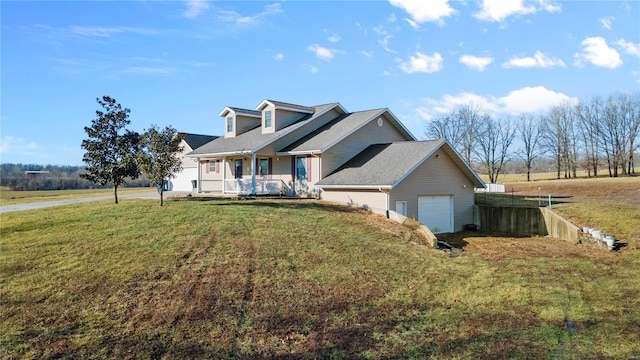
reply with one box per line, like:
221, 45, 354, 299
1, 0, 639, 165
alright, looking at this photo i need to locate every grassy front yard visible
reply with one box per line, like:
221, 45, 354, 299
2, 199, 639, 359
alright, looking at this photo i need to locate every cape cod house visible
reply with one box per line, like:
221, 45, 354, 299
185, 100, 484, 233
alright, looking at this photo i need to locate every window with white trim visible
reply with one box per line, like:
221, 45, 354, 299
226, 116, 233, 133
208, 160, 216, 173
264, 110, 272, 128
395, 201, 407, 216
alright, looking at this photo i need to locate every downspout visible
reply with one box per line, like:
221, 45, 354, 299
380, 186, 389, 219
197, 157, 201, 193
251, 153, 256, 196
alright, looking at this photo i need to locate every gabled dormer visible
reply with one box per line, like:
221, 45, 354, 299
256, 100, 315, 134
219, 107, 262, 138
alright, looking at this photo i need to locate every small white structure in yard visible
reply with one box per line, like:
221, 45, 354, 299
475, 183, 505, 193
170, 133, 218, 191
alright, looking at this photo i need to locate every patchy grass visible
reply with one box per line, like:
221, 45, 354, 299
2, 199, 639, 359
0, 187, 154, 205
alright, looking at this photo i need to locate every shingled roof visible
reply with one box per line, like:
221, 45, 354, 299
179, 133, 219, 151
187, 102, 339, 156
317, 140, 485, 188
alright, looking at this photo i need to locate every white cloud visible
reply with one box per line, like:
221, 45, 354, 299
600, 16, 614, 30
398, 51, 443, 74
272, 53, 284, 61
405, 18, 420, 30
574, 36, 622, 68
184, 0, 210, 19
0, 136, 40, 154
306, 65, 319, 74
417, 85, 576, 119
474, 0, 560, 23
503, 51, 566, 68
307, 44, 338, 61
389, 0, 455, 25
216, 3, 282, 27
459, 54, 494, 71
616, 39, 640, 57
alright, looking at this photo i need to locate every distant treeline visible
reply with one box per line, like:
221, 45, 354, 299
0, 164, 149, 191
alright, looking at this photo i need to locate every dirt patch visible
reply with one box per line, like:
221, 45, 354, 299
437, 231, 620, 263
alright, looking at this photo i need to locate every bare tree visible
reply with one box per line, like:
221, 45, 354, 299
474, 116, 516, 183
574, 97, 603, 177
425, 103, 484, 166
517, 114, 544, 181
542, 102, 578, 179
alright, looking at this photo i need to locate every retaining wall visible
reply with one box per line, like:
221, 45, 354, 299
476, 205, 581, 242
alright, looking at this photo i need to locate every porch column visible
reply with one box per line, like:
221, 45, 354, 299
222, 157, 226, 194
197, 157, 201, 193
251, 153, 256, 195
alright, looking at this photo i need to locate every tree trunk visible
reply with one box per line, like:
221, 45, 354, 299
160, 188, 164, 207
114, 185, 119, 204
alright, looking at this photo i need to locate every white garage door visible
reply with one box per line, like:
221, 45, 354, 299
418, 195, 453, 234
170, 167, 198, 192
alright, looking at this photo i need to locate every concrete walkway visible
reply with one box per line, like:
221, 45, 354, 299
0, 192, 160, 214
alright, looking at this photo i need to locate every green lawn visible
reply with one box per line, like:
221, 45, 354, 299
1, 199, 639, 359
0, 187, 154, 206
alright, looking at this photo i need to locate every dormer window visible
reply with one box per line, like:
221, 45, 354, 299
264, 110, 272, 128
226, 116, 233, 133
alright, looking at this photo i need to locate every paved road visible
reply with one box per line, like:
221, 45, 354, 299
0, 192, 160, 214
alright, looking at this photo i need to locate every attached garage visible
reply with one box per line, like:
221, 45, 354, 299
318, 140, 485, 234
169, 167, 197, 191
418, 195, 453, 234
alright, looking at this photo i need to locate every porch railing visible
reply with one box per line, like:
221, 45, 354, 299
223, 178, 289, 195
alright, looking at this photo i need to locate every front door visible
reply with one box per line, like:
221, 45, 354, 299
234, 159, 243, 179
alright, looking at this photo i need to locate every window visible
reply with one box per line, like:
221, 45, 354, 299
395, 201, 407, 216
259, 158, 269, 177
226, 116, 233, 133
234, 159, 243, 179
295, 156, 307, 181
264, 110, 272, 128
208, 160, 216, 173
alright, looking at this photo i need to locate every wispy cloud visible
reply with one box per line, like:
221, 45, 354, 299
459, 54, 494, 71
0, 136, 40, 154
216, 3, 282, 27
69, 25, 160, 38
600, 16, 614, 30
574, 36, 622, 68
184, 0, 210, 19
616, 39, 640, 57
398, 51, 443, 74
123, 66, 177, 75
474, 0, 561, 23
361, 50, 374, 58
307, 44, 344, 61
503, 51, 566, 68
272, 53, 284, 61
373, 26, 395, 53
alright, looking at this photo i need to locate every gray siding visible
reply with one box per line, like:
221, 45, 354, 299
320, 189, 387, 210
322, 116, 407, 177
261, 108, 342, 154
236, 114, 260, 136
389, 149, 475, 231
